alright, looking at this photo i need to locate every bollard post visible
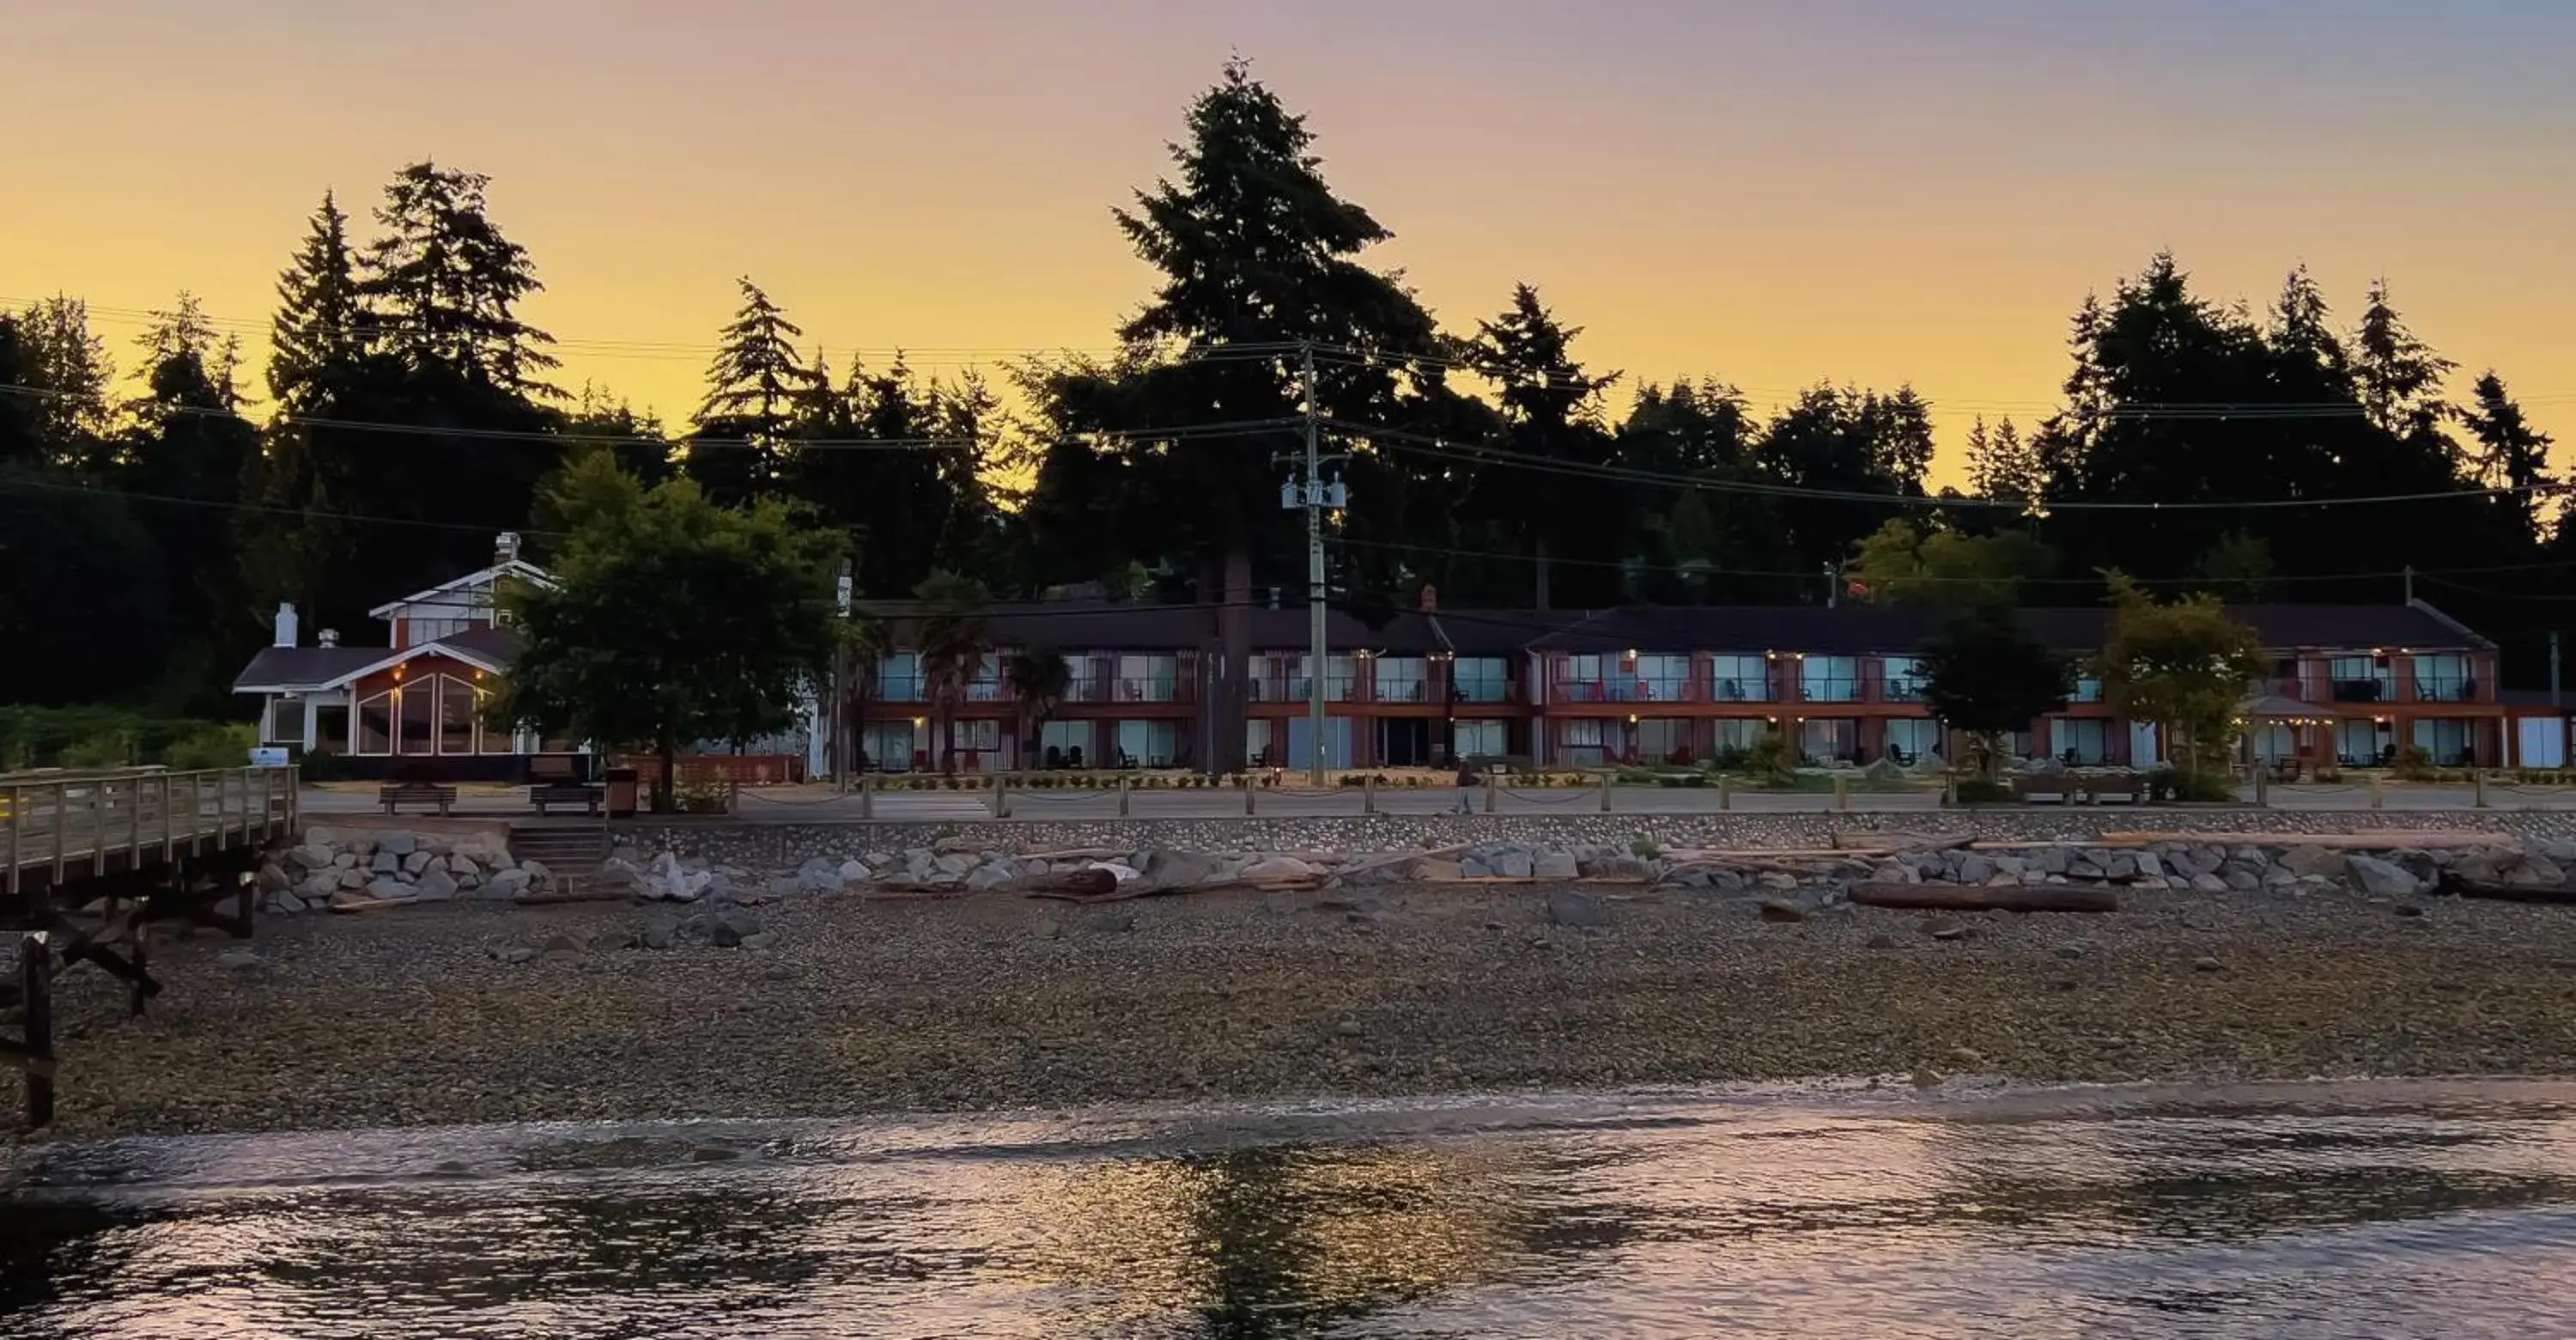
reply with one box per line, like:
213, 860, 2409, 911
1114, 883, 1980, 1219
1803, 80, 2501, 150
1484, 774, 1498, 814
2369, 773, 2385, 810
1719, 774, 1734, 812
1833, 773, 1850, 813
1941, 772, 1958, 808
1245, 776, 1257, 815
993, 774, 1009, 819
2475, 769, 2489, 808
1364, 774, 1376, 814
1600, 772, 1613, 813
1118, 774, 1131, 817
728, 779, 741, 816
2254, 766, 2268, 807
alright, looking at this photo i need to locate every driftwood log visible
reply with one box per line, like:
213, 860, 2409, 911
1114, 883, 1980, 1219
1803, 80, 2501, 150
1018, 868, 1123, 901
2437, 874, 2576, 905
1847, 882, 2120, 914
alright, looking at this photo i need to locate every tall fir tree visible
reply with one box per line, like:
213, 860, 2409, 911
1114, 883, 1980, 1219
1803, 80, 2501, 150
117, 294, 261, 706
360, 161, 558, 396
2351, 278, 2456, 440
690, 277, 815, 504
14, 295, 114, 469
1464, 283, 1621, 608
267, 191, 364, 414
2460, 371, 2556, 546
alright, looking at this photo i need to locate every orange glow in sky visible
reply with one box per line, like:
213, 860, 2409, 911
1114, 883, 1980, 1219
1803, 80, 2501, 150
3, 1, 2568, 483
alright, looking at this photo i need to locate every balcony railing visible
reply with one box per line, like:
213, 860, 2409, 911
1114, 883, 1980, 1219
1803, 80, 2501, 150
1884, 680, 1927, 703
876, 677, 923, 702
1115, 678, 1181, 704
1800, 679, 1862, 704
2415, 676, 2478, 704
964, 681, 1005, 702
1451, 681, 1517, 705
1373, 679, 1433, 704
1710, 676, 1771, 704
1062, 679, 1109, 704
1558, 679, 1698, 704
2331, 679, 2390, 704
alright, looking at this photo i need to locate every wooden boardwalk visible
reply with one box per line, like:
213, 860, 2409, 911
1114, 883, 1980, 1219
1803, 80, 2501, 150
6, 766, 295, 1129
5, 767, 297, 897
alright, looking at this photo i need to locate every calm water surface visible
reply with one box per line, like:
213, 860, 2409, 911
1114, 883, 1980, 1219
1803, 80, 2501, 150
5, 1081, 2575, 1338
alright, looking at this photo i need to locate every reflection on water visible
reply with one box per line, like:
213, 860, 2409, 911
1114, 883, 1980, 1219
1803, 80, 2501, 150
6, 1081, 2576, 1337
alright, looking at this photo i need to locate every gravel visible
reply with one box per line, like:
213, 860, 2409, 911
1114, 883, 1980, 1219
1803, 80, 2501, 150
18, 883, 2576, 1141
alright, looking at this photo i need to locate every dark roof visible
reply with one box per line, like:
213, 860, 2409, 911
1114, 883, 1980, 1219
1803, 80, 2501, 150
232, 624, 525, 692
233, 645, 380, 691
1522, 603, 2488, 655
2497, 688, 2572, 710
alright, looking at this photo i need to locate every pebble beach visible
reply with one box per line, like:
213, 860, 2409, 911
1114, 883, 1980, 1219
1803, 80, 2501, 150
18, 877, 2576, 1141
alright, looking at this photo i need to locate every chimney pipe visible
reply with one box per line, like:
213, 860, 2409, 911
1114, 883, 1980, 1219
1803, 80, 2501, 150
319, 628, 340, 649
274, 602, 299, 648
495, 531, 521, 564
1419, 582, 1439, 612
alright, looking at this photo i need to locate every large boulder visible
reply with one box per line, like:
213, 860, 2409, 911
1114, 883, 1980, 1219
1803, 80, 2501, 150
1493, 849, 1535, 880
487, 868, 534, 900
403, 850, 434, 875
1546, 891, 1609, 929
370, 851, 401, 874
1239, 856, 1317, 882
378, 831, 417, 857
2344, 854, 2421, 898
2283, 846, 2349, 880
1143, 850, 1228, 891
365, 877, 416, 902
2510, 856, 2567, 888
414, 869, 459, 901
1532, 850, 1581, 880
290, 845, 335, 871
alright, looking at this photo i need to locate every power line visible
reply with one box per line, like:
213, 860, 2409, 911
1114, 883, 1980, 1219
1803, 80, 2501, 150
0, 473, 569, 538
1329, 417, 2569, 513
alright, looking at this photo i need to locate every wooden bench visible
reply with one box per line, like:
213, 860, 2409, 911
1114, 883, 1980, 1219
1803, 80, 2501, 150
2080, 770, 2148, 805
2013, 772, 2074, 804
530, 783, 602, 816
380, 782, 458, 816
1466, 753, 1537, 778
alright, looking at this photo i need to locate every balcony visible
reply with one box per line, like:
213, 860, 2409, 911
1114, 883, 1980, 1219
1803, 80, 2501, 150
1450, 680, 1518, 705
1115, 678, 1182, 704
875, 677, 923, 703
1800, 679, 1862, 704
1061, 678, 1109, 704
964, 680, 1005, 703
1373, 679, 1434, 704
2414, 676, 2478, 704
1883, 680, 1927, 704
1556, 679, 1698, 705
1709, 676, 1771, 704
2330, 679, 2389, 704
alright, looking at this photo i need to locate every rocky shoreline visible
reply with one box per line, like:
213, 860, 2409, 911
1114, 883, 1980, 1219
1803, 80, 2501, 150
23, 836, 2576, 1140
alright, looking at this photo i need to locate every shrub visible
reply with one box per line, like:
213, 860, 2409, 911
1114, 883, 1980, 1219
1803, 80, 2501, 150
166, 722, 257, 771
1708, 744, 1751, 773
1954, 777, 2014, 804
2393, 744, 2435, 782
2148, 767, 2236, 804
1630, 838, 1662, 860
1744, 732, 1795, 786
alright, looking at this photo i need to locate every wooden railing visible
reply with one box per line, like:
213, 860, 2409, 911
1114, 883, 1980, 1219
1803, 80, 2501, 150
3, 767, 299, 895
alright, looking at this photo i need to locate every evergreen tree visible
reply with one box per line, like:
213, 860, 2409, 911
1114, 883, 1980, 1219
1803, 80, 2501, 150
360, 161, 558, 396
690, 277, 815, 503
2460, 371, 2556, 545
14, 295, 113, 468
1965, 416, 2039, 501
118, 294, 261, 707
1464, 284, 1621, 607
0, 314, 39, 466
1757, 383, 1931, 587
1036, 59, 1445, 771
1614, 379, 1784, 603
2352, 279, 2455, 439
268, 192, 365, 414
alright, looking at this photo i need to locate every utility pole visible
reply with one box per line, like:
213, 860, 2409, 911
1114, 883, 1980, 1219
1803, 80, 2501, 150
834, 559, 854, 793
2551, 630, 2562, 710
1303, 342, 1328, 788
1277, 343, 1347, 787
2403, 565, 2416, 605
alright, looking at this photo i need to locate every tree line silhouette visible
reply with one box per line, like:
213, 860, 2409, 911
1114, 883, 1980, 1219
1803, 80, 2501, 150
0, 59, 2561, 716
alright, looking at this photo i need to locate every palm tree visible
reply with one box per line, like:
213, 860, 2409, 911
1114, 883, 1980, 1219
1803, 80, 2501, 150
1005, 647, 1073, 767
913, 570, 989, 774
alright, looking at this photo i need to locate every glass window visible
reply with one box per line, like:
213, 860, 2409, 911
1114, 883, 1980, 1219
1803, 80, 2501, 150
2249, 723, 2298, 764
1116, 655, 1176, 703
2069, 676, 2103, 704
1886, 718, 1941, 763
1801, 656, 1860, 703
1244, 720, 1276, 767
1040, 721, 1095, 768
965, 655, 1003, 702
2329, 656, 2393, 703
314, 704, 349, 754
1115, 720, 1178, 767
1372, 656, 1428, 703
1637, 718, 1692, 764
356, 691, 393, 755
398, 685, 434, 755
438, 677, 477, 754
1558, 718, 1607, 766
1633, 655, 1692, 704
876, 653, 922, 702
1883, 658, 1929, 702
2412, 718, 2474, 766
1800, 718, 1858, 764
1564, 655, 1604, 702
1453, 719, 1505, 759
2050, 717, 2111, 765
262, 697, 299, 746
861, 720, 917, 771
1710, 655, 1770, 703
1713, 719, 1771, 753
2336, 720, 2391, 766
1452, 657, 1510, 704
2412, 654, 2473, 704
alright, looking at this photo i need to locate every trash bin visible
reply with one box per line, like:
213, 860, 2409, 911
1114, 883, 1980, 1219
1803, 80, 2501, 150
605, 766, 641, 818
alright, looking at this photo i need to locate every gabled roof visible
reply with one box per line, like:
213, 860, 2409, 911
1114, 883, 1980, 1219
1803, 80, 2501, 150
368, 558, 556, 620
1520, 603, 2489, 656
232, 627, 525, 693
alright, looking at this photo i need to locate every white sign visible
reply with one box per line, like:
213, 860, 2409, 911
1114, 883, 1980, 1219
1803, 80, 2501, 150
249, 746, 291, 769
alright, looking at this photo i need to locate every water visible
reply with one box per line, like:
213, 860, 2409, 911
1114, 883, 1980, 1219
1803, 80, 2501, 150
6, 1081, 2575, 1338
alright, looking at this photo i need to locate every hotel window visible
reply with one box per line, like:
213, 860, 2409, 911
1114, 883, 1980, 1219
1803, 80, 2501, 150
965, 655, 1004, 702
1713, 719, 1771, 753
2050, 717, 2111, 765
1886, 718, 1941, 763
2069, 676, 2104, 704
876, 653, 922, 702
1117, 654, 1178, 703
1564, 655, 1604, 702
2412, 718, 2475, 767
1883, 658, 1929, 702
1452, 719, 1506, 759
1558, 718, 1607, 765
1452, 657, 1510, 704
356, 692, 393, 754
861, 720, 917, 772
1637, 718, 1692, 764
1633, 654, 1692, 703
2329, 656, 2394, 704
1115, 720, 1178, 767
1373, 656, 1428, 703
1800, 718, 1858, 764
2412, 654, 2474, 704
1710, 655, 1770, 703
1041, 721, 1096, 768
262, 698, 300, 746
1801, 656, 1861, 704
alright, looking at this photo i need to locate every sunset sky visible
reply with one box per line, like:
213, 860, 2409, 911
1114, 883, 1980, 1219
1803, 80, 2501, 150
5, 0, 2571, 481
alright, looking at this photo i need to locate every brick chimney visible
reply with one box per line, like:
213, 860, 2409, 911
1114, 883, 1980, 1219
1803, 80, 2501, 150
1418, 582, 1439, 612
